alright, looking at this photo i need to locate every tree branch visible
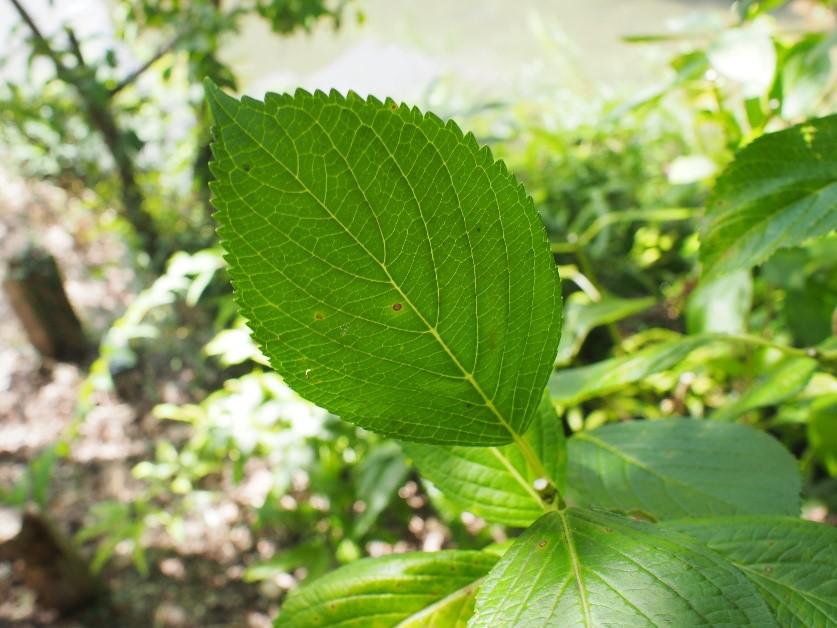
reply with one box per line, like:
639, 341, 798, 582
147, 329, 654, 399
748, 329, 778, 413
109, 35, 180, 97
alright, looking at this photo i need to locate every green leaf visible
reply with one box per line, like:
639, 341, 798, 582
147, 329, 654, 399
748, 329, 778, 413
352, 442, 410, 538
206, 83, 562, 446
549, 336, 711, 405
809, 393, 837, 476
701, 114, 837, 277
713, 356, 818, 421
566, 418, 801, 519
780, 33, 835, 120
470, 508, 776, 627
556, 295, 655, 365
665, 517, 837, 626
686, 270, 752, 335
403, 392, 566, 527
244, 538, 330, 583
275, 550, 497, 627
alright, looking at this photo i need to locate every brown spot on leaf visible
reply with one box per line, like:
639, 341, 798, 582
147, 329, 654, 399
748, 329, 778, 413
392, 303, 402, 312
538, 540, 547, 548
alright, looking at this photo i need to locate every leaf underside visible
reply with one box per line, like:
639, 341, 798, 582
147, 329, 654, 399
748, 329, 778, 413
275, 550, 497, 627
470, 508, 776, 627
566, 418, 801, 520
403, 392, 566, 527
701, 113, 837, 277
665, 517, 837, 627
206, 83, 562, 446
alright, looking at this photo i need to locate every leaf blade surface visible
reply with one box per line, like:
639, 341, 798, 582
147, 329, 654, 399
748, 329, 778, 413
206, 84, 562, 445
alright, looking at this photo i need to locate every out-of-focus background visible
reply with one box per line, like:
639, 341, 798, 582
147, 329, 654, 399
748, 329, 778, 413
0, 1, 835, 626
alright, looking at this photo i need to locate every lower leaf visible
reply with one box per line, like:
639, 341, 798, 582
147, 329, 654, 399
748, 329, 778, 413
275, 550, 497, 627
664, 517, 837, 627
470, 508, 776, 627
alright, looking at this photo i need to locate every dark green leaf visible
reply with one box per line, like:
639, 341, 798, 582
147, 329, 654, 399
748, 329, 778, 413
701, 114, 837, 277
665, 517, 837, 626
206, 83, 562, 446
567, 418, 801, 519
471, 508, 776, 627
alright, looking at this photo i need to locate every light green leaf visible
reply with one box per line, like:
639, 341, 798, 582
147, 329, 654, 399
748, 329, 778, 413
549, 336, 711, 405
353, 442, 410, 538
275, 550, 497, 627
665, 517, 837, 626
809, 393, 837, 476
403, 392, 566, 527
686, 270, 752, 335
701, 114, 837, 277
566, 418, 801, 519
244, 538, 330, 583
206, 83, 562, 446
556, 295, 655, 365
470, 508, 776, 627
713, 356, 818, 421
781, 33, 835, 120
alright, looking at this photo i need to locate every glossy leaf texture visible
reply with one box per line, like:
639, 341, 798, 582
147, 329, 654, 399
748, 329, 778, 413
275, 550, 497, 627
566, 418, 801, 519
206, 83, 562, 446
665, 517, 837, 626
470, 508, 776, 627
403, 392, 566, 527
701, 113, 837, 277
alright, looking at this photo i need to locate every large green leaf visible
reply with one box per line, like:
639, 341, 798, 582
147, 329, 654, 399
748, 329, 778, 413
665, 517, 837, 626
566, 418, 801, 519
403, 392, 566, 527
701, 114, 837, 277
470, 508, 776, 627
206, 83, 562, 446
549, 336, 711, 405
275, 550, 497, 627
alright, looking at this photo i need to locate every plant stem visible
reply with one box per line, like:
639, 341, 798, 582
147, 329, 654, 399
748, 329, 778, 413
709, 332, 836, 368
511, 433, 563, 510
551, 207, 696, 253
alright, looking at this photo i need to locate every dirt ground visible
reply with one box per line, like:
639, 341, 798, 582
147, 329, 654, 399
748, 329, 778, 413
0, 172, 278, 627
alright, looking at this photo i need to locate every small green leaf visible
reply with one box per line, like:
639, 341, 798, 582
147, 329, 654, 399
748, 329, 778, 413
275, 550, 497, 627
353, 442, 409, 538
665, 517, 837, 626
686, 270, 753, 335
566, 418, 801, 519
549, 336, 711, 405
713, 356, 818, 421
556, 295, 655, 365
206, 83, 562, 446
470, 508, 776, 627
403, 392, 566, 527
701, 114, 837, 277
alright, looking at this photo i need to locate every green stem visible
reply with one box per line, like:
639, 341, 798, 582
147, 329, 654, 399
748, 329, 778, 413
512, 433, 564, 510
708, 333, 837, 370
551, 207, 696, 253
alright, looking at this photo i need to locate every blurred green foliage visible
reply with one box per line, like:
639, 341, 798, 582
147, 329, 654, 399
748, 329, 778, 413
1, 0, 835, 615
